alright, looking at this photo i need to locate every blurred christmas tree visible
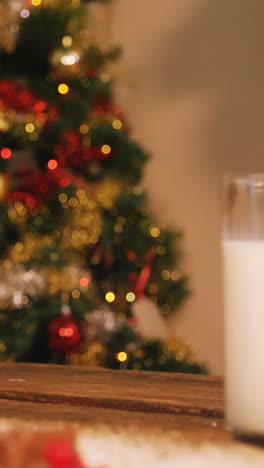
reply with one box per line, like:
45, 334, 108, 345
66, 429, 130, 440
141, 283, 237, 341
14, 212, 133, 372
0, 0, 206, 373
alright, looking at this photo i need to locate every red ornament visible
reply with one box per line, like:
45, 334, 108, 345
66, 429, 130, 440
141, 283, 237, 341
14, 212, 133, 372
44, 439, 85, 468
48, 315, 82, 353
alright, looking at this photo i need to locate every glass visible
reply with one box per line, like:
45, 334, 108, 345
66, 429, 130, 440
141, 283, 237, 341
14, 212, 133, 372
223, 173, 264, 439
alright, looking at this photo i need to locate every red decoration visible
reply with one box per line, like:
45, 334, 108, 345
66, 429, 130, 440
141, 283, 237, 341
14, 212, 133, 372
54, 131, 105, 170
1, 147, 12, 159
134, 250, 155, 298
8, 166, 73, 207
0, 79, 59, 126
44, 439, 85, 468
48, 315, 82, 353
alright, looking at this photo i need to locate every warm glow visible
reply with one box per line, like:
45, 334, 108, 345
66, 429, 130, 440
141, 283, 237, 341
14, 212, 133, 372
80, 277, 89, 288
21, 9, 30, 18
101, 144, 111, 155
72, 290, 80, 299
126, 292, 136, 303
161, 270, 171, 281
31, 0, 41, 5
116, 351, 128, 362
100, 72, 110, 83
1, 148, 12, 159
47, 159, 58, 170
59, 327, 74, 337
58, 83, 69, 95
62, 36, 73, 48
25, 123, 35, 133
105, 291, 115, 303
150, 227, 160, 238
58, 193, 67, 203
112, 119, 122, 130
61, 52, 79, 66
80, 123, 89, 134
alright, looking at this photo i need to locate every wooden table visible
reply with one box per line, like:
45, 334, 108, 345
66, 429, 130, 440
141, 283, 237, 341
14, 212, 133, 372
0, 363, 263, 459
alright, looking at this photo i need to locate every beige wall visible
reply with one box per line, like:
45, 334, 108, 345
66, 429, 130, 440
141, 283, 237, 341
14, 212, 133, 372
113, 0, 264, 374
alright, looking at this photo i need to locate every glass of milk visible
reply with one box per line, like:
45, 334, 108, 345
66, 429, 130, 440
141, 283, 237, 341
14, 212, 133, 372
223, 173, 264, 438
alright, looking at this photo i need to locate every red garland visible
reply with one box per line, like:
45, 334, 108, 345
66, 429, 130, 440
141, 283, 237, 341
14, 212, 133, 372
54, 131, 112, 170
0, 79, 59, 124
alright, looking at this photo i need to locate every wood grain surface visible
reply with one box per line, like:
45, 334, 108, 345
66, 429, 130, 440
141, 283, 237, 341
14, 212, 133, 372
0, 363, 229, 448
0, 363, 223, 418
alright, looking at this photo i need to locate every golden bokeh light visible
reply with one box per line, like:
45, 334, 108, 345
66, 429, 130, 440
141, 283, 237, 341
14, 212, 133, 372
58, 83, 69, 95
116, 351, 127, 362
105, 291, 115, 303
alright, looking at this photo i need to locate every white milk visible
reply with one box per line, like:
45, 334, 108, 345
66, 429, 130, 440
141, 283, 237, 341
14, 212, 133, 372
223, 240, 264, 435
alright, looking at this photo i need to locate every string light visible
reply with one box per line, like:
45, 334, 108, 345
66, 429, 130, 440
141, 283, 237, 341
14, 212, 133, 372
76, 189, 85, 198
112, 119, 122, 130
58, 83, 69, 95
171, 270, 181, 281
161, 304, 171, 314
126, 292, 136, 303
116, 351, 127, 362
47, 159, 58, 170
21, 9, 30, 18
31, 0, 41, 5
1, 148, 12, 159
25, 123, 35, 133
60, 52, 80, 66
79, 277, 89, 288
58, 193, 67, 203
161, 270, 171, 280
72, 290, 80, 299
100, 72, 110, 83
62, 36, 73, 48
105, 291, 115, 303
29, 132, 38, 141
156, 246, 166, 255
80, 123, 89, 134
150, 226, 160, 238
101, 144, 111, 155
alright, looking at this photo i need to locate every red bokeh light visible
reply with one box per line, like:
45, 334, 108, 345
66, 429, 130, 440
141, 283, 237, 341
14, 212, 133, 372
79, 277, 89, 288
1, 147, 12, 159
58, 327, 74, 338
59, 176, 70, 187
47, 159, 58, 170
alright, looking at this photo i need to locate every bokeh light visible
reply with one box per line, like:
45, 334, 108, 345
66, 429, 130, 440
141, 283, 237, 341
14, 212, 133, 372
58, 83, 69, 95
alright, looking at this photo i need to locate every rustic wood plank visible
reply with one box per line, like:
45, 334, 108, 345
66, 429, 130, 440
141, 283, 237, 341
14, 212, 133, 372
0, 363, 224, 418
0, 398, 227, 446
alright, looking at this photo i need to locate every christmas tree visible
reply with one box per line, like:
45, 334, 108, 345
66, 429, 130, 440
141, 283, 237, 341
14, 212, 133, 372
0, 0, 205, 373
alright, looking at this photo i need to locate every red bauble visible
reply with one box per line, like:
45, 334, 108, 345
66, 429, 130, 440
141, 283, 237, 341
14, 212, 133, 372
48, 315, 82, 353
